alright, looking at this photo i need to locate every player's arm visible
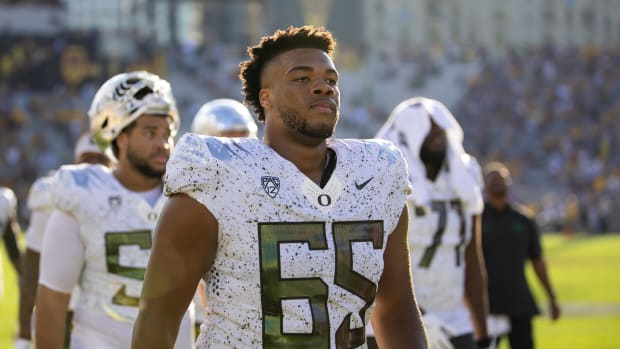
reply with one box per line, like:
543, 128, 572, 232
35, 286, 71, 349
3, 208, 22, 274
528, 216, 560, 322
371, 205, 428, 349
18, 208, 49, 341
132, 193, 218, 349
531, 256, 560, 320
18, 248, 39, 340
34, 210, 84, 349
463, 214, 490, 342
3, 207, 28, 347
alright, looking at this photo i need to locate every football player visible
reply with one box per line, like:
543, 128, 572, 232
15, 133, 111, 349
132, 26, 427, 349
34, 71, 194, 349
191, 98, 258, 138
376, 97, 491, 349
0, 186, 21, 299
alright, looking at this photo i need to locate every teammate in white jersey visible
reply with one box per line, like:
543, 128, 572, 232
0, 186, 21, 299
132, 26, 427, 349
376, 97, 491, 349
15, 133, 111, 348
34, 71, 194, 349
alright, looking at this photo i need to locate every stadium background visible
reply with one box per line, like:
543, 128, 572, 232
1, 0, 620, 347
3, 0, 620, 234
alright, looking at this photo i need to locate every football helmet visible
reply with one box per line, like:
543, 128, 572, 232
191, 98, 257, 137
88, 71, 180, 151
73, 133, 103, 159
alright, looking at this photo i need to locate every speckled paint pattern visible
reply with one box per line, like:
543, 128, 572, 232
166, 134, 411, 348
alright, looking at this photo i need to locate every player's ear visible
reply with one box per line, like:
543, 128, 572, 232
259, 89, 272, 110
115, 132, 128, 154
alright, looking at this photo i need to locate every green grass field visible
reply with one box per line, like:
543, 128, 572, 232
1, 243, 19, 348
2, 234, 620, 348
496, 233, 620, 348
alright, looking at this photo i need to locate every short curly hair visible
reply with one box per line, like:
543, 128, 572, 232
239, 25, 336, 122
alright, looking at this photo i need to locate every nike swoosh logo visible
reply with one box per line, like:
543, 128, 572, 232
355, 177, 374, 190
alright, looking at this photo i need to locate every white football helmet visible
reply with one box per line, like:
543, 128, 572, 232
88, 71, 180, 150
73, 133, 103, 159
191, 98, 257, 137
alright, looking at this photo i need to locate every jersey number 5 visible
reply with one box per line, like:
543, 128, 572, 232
259, 221, 383, 349
105, 230, 152, 307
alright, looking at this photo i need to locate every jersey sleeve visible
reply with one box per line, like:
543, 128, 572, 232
49, 165, 90, 216
0, 187, 18, 222
26, 176, 56, 252
463, 154, 483, 189
164, 133, 221, 199
375, 139, 412, 236
27, 176, 55, 212
6, 188, 17, 218
462, 153, 484, 215
38, 210, 84, 293
25, 209, 52, 252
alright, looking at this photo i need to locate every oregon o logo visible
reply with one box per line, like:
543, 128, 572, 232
147, 212, 158, 222
317, 194, 331, 206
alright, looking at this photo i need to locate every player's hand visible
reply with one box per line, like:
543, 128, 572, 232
13, 338, 31, 349
422, 313, 455, 349
549, 298, 561, 321
477, 336, 495, 349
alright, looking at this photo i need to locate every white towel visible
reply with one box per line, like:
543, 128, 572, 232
376, 97, 483, 214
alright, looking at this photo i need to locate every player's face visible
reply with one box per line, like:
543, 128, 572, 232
419, 119, 447, 165
484, 170, 509, 198
263, 48, 340, 140
124, 114, 174, 178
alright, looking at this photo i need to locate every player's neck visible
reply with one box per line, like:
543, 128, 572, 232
113, 166, 162, 192
424, 163, 442, 182
487, 196, 508, 211
266, 137, 330, 185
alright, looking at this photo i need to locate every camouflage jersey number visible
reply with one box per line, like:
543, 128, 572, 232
104, 230, 152, 306
259, 220, 383, 349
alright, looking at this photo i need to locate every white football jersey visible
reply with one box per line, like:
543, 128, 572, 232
408, 162, 482, 312
50, 164, 166, 343
28, 175, 55, 212
165, 134, 411, 349
25, 175, 55, 251
0, 186, 17, 297
0, 186, 17, 235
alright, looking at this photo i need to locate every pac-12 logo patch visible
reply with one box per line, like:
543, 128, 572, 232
261, 176, 280, 198
108, 195, 122, 208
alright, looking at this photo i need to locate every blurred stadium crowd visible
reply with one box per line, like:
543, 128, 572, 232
455, 45, 620, 234
1, 28, 619, 234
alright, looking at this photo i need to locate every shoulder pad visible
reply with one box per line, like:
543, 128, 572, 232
28, 176, 55, 211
